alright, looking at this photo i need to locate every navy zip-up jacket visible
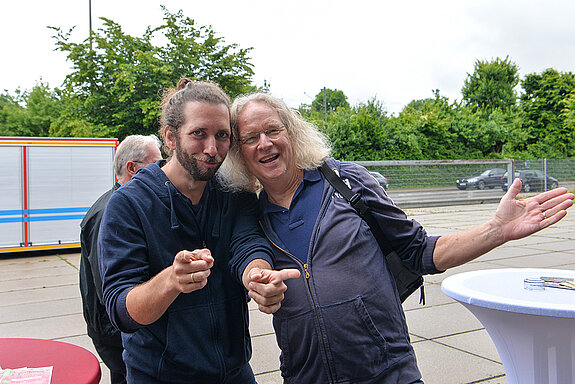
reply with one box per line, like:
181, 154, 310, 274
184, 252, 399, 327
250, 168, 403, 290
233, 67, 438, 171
98, 160, 273, 383
260, 159, 441, 384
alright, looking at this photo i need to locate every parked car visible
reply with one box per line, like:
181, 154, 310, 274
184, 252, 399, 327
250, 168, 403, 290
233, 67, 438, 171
369, 171, 389, 190
501, 169, 559, 192
456, 168, 507, 190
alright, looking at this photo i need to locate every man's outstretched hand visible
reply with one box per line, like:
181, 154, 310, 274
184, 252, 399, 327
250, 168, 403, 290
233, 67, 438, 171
494, 178, 574, 242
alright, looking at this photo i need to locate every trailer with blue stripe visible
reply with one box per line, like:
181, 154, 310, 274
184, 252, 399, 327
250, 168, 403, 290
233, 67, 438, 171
0, 137, 117, 253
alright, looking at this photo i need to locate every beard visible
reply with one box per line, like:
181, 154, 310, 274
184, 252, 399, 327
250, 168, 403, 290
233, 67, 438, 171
174, 138, 224, 181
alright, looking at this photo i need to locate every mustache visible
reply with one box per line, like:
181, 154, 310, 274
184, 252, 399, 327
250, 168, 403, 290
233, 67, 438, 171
193, 154, 223, 164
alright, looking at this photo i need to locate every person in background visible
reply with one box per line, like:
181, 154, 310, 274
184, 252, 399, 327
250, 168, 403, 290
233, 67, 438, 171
79, 134, 162, 384
97, 79, 292, 384
218, 92, 575, 384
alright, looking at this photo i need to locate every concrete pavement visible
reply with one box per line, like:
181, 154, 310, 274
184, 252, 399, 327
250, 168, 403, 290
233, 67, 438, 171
1, 202, 574, 383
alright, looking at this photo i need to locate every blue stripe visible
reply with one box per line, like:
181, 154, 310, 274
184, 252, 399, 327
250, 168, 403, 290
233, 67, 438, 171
29, 207, 90, 214
0, 217, 24, 223
0, 207, 89, 224
0, 207, 90, 217
29, 214, 86, 222
0, 209, 24, 216
0, 214, 86, 223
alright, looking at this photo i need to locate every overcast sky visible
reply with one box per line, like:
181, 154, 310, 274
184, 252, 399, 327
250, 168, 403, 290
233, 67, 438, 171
2, 0, 575, 115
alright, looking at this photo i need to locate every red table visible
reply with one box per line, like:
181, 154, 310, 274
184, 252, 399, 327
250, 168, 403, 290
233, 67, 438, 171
0, 338, 101, 384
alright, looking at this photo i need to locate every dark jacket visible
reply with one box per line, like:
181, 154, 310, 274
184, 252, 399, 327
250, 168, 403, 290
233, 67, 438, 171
98, 161, 273, 384
260, 159, 441, 384
79, 182, 121, 346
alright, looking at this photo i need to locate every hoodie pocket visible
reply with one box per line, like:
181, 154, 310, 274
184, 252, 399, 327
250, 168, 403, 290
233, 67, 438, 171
277, 296, 388, 383
160, 303, 220, 380
322, 296, 388, 382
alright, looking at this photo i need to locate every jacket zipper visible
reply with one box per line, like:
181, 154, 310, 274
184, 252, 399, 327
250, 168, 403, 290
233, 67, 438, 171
182, 191, 225, 381
308, 178, 338, 383
259, 188, 337, 382
303, 263, 335, 382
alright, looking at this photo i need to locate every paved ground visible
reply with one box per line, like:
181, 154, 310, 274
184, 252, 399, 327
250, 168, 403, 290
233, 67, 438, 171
1, 202, 574, 383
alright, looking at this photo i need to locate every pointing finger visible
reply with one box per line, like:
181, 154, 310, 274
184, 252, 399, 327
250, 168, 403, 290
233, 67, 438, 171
269, 269, 301, 284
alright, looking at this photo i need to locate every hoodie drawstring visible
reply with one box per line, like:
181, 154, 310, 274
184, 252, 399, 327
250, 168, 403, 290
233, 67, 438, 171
165, 180, 180, 230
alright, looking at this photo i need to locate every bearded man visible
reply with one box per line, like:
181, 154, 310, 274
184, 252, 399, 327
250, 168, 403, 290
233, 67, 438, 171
98, 80, 278, 384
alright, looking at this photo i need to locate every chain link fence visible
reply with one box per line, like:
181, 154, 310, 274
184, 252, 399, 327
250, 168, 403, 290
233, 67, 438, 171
355, 159, 575, 192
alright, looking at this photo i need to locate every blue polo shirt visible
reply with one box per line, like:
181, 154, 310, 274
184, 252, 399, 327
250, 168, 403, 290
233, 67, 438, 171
260, 168, 324, 263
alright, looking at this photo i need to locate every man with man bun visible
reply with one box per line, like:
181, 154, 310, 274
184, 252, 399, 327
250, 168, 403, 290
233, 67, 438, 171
97, 80, 283, 383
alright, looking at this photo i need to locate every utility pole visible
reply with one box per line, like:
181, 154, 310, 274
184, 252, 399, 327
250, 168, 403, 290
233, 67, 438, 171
89, 0, 93, 49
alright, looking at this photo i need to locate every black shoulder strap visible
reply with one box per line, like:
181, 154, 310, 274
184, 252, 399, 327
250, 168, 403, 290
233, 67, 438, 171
319, 162, 393, 255
319, 162, 425, 304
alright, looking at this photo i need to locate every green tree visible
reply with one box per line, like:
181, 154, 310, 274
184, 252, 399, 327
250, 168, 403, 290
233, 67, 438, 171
391, 91, 464, 159
461, 57, 519, 113
311, 88, 350, 115
562, 94, 575, 142
513, 68, 575, 157
49, 7, 255, 140
320, 98, 387, 160
0, 92, 22, 135
0, 82, 62, 136
455, 108, 516, 158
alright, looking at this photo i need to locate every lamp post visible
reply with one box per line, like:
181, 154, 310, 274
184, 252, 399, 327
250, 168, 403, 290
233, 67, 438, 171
88, 0, 93, 48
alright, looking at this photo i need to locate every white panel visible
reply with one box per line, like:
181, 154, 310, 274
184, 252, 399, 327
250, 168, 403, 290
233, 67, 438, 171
29, 220, 82, 245
28, 146, 72, 209
70, 146, 115, 207
27, 145, 115, 246
0, 146, 23, 247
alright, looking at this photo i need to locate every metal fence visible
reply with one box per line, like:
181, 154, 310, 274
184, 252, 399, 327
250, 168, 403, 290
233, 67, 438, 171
355, 158, 575, 191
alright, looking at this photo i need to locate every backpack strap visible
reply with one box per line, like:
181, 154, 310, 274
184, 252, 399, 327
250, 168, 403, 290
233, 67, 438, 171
319, 162, 425, 304
319, 162, 393, 255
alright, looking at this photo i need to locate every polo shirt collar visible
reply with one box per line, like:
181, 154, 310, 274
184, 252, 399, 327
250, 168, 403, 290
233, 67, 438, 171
260, 168, 322, 214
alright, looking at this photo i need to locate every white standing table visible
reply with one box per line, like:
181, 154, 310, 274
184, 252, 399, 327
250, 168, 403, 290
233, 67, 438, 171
441, 268, 575, 384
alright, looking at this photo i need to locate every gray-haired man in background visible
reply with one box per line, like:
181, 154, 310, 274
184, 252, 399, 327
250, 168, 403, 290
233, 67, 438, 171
79, 134, 162, 384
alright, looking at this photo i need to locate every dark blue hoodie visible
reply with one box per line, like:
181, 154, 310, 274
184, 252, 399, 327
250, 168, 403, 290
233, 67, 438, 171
98, 160, 273, 383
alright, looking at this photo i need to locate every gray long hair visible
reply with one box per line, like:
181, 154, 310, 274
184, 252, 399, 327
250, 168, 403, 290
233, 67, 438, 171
218, 93, 331, 193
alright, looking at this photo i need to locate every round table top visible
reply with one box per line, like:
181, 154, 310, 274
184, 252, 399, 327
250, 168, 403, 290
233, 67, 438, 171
441, 268, 575, 318
0, 338, 101, 384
